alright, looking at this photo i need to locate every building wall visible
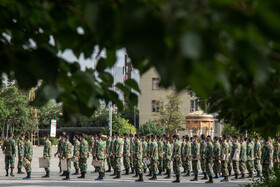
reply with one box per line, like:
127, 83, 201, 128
139, 68, 223, 137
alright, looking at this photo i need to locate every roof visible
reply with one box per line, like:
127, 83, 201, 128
185, 111, 213, 121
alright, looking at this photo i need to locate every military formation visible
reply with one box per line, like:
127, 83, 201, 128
1, 132, 279, 183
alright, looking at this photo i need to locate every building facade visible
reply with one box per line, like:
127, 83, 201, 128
139, 68, 222, 136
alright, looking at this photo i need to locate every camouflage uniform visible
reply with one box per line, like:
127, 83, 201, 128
56, 139, 62, 170
79, 138, 89, 173
130, 138, 134, 171
261, 141, 273, 177
273, 141, 280, 173
43, 139, 52, 172
183, 141, 192, 171
205, 141, 214, 177
24, 140, 33, 173
227, 140, 233, 175
172, 140, 181, 176
17, 139, 25, 171
134, 139, 143, 175
73, 139, 80, 170
110, 138, 116, 170
63, 139, 72, 173
2, 138, 16, 170
213, 141, 221, 175
59, 139, 65, 171
123, 138, 131, 170
191, 141, 200, 176
150, 139, 158, 174
95, 139, 105, 173
181, 140, 186, 172
239, 141, 247, 175
200, 141, 206, 173
114, 137, 123, 172
254, 140, 262, 176
220, 141, 229, 177
106, 137, 111, 169
146, 139, 151, 173
157, 139, 164, 173
230, 141, 240, 175
142, 140, 148, 171
164, 141, 172, 170
246, 141, 254, 177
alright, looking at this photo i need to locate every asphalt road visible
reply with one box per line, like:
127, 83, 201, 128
0, 147, 253, 187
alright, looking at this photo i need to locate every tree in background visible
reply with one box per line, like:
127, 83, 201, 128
139, 120, 166, 137
222, 124, 260, 139
156, 95, 183, 137
102, 114, 136, 136
120, 107, 139, 130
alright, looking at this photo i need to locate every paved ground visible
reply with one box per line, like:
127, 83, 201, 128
0, 147, 253, 187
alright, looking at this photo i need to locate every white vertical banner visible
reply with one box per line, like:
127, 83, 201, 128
50, 120, 57, 137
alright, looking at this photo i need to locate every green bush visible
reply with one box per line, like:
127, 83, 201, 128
244, 170, 280, 187
139, 120, 166, 136
50, 138, 58, 146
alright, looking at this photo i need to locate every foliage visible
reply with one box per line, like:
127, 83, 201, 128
102, 114, 136, 136
156, 95, 183, 137
1, 1, 280, 136
120, 107, 139, 130
222, 124, 260, 139
139, 120, 166, 137
244, 171, 280, 187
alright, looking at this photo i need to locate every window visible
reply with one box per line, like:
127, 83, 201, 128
152, 77, 160, 90
190, 99, 199, 112
152, 100, 159, 112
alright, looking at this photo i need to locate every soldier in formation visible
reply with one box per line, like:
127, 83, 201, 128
17, 134, 25, 174
23, 135, 33, 180
2, 133, 16, 177
72, 135, 80, 175
42, 133, 52, 178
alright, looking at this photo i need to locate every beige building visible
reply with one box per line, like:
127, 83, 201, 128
139, 68, 223, 137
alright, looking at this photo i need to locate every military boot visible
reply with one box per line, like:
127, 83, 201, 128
201, 172, 208, 180
78, 172, 85, 178
231, 173, 238, 180
146, 170, 152, 176
23, 172, 31, 180
190, 174, 198, 181
5, 169, 9, 177
113, 171, 121, 179
144, 169, 147, 173
205, 176, 213, 183
135, 173, 144, 182
10, 168, 15, 177
132, 170, 139, 178
164, 169, 171, 179
130, 168, 135, 174
110, 170, 116, 176
172, 175, 180, 183
149, 174, 157, 180
63, 172, 70, 180
239, 173, 245, 179
221, 176, 229, 182
106, 167, 111, 173
60, 171, 66, 176
214, 173, 219, 178
72, 169, 79, 175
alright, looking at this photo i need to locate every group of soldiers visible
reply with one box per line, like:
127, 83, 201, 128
1, 133, 33, 179
1, 131, 278, 183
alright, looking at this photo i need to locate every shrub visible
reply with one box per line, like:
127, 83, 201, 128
139, 120, 166, 136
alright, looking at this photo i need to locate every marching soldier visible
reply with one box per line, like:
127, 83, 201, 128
78, 134, 89, 179
181, 136, 186, 174
164, 136, 172, 179
55, 135, 62, 173
72, 135, 80, 175
2, 133, 16, 177
62, 135, 72, 180
239, 137, 247, 179
254, 136, 262, 177
200, 134, 207, 180
59, 132, 66, 176
229, 135, 240, 180
213, 136, 221, 178
273, 137, 280, 173
105, 134, 112, 172
90, 135, 97, 174
246, 138, 254, 178
23, 135, 33, 180
42, 133, 52, 178
220, 135, 229, 182
123, 133, 131, 175
94, 133, 105, 181
146, 136, 152, 177
226, 136, 233, 176
157, 135, 164, 176
149, 135, 158, 180
172, 134, 181, 183
113, 131, 123, 179
17, 134, 25, 174
129, 134, 135, 174
183, 136, 191, 177
191, 135, 200, 181
261, 137, 273, 178
110, 133, 116, 176
141, 136, 148, 173
134, 134, 144, 182
205, 137, 214, 183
